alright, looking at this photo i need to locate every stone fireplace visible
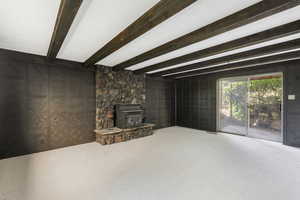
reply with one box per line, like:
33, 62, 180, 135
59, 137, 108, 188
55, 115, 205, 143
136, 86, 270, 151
95, 104, 154, 145
115, 104, 144, 129
95, 66, 146, 130
95, 67, 154, 145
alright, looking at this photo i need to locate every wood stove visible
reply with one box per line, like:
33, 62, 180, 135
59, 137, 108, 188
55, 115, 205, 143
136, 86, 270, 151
115, 104, 144, 129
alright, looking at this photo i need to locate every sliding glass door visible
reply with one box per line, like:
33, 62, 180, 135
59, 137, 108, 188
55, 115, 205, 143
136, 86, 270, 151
248, 75, 282, 142
218, 73, 283, 142
219, 77, 248, 136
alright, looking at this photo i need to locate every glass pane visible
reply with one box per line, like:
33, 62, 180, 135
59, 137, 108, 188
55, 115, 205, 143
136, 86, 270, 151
219, 78, 248, 135
248, 75, 282, 142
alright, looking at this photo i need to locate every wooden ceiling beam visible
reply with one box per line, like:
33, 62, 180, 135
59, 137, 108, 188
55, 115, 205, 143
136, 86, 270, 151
47, 0, 83, 58
135, 20, 300, 74
114, 0, 300, 71
84, 0, 197, 67
169, 50, 300, 79
151, 38, 300, 77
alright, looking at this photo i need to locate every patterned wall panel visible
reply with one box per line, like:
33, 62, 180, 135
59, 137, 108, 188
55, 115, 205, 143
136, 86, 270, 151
0, 49, 96, 159
0, 60, 28, 158
285, 64, 300, 146
146, 77, 175, 129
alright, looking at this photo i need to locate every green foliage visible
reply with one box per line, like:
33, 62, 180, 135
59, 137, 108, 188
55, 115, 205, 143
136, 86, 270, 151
249, 78, 282, 105
223, 81, 247, 121
222, 77, 282, 122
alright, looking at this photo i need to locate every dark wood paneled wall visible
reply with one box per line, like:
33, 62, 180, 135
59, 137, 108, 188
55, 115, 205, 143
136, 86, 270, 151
285, 63, 300, 146
176, 77, 216, 131
176, 60, 300, 147
0, 49, 96, 159
146, 77, 175, 129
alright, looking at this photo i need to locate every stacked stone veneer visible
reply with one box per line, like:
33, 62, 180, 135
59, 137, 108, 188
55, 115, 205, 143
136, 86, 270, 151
96, 66, 146, 130
95, 124, 155, 145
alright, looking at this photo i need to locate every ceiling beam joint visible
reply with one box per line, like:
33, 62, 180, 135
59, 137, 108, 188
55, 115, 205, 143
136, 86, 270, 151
47, 0, 83, 58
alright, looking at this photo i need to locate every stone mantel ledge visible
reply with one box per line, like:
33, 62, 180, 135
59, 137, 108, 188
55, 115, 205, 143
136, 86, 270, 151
95, 124, 155, 145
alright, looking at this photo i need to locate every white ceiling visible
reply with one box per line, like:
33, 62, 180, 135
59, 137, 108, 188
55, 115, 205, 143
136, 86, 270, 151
1, 0, 300, 74
100, 0, 261, 66
0, 0, 159, 58
164, 46, 300, 77
129, 4, 300, 72
57, 0, 160, 62
0, 0, 60, 56
151, 33, 300, 75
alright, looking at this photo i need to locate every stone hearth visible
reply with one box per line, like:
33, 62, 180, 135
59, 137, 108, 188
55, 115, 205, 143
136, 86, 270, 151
95, 124, 155, 145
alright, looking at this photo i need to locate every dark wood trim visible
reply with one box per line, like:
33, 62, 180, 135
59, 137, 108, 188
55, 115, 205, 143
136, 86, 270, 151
151, 38, 300, 76
169, 50, 300, 79
47, 0, 83, 58
135, 20, 300, 74
84, 0, 197, 67
114, 0, 300, 71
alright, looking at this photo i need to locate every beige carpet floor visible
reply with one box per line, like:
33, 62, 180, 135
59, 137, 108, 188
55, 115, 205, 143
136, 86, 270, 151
1, 127, 300, 200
